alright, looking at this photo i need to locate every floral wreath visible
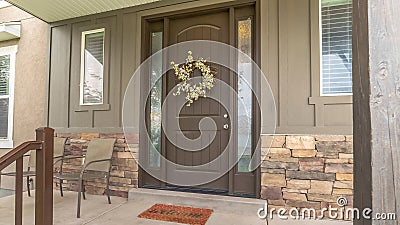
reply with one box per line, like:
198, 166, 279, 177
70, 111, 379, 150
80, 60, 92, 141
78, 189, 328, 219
171, 51, 215, 106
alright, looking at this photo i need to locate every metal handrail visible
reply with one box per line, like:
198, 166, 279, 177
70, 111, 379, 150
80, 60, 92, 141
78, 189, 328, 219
0, 127, 54, 225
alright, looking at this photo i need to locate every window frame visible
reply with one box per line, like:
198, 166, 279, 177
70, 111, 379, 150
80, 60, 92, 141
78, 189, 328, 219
79, 28, 106, 106
0, 45, 17, 149
308, 0, 353, 129
319, 0, 353, 97
0, 0, 11, 9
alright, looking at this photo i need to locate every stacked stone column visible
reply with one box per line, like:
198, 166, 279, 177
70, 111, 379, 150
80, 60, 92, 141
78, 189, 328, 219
261, 135, 353, 219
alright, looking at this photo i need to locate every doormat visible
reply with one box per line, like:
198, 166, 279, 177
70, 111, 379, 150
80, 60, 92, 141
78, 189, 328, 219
138, 204, 213, 225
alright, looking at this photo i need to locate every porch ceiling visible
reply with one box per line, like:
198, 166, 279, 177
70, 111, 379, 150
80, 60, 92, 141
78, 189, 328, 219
6, 0, 162, 23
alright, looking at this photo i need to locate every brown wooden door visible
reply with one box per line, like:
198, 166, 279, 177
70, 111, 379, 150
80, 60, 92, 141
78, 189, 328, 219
141, 3, 258, 197
165, 11, 231, 191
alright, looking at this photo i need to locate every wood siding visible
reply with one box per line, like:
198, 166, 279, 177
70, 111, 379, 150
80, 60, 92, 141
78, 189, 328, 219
353, 0, 400, 224
47, 0, 352, 135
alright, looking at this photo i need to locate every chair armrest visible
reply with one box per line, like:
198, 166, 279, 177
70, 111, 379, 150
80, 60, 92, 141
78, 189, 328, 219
53, 155, 85, 166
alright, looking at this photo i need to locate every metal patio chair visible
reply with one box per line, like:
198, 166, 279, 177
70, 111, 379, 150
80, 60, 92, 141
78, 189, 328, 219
53, 138, 116, 218
0, 137, 67, 197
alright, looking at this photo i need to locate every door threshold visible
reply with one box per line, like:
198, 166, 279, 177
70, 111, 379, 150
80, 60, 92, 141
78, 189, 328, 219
141, 185, 256, 199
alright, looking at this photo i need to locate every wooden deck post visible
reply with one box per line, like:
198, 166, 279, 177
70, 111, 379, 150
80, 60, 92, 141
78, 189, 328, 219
35, 127, 54, 225
15, 157, 23, 225
353, 0, 400, 224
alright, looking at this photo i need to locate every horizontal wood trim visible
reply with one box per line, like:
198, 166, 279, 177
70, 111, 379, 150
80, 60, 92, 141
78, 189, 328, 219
74, 104, 110, 112
53, 127, 123, 133
273, 125, 352, 135
308, 95, 353, 105
54, 126, 352, 135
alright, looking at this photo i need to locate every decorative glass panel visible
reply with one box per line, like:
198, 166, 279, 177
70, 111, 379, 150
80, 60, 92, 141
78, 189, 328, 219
321, 0, 352, 95
81, 29, 105, 105
237, 18, 252, 172
149, 31, 163, 168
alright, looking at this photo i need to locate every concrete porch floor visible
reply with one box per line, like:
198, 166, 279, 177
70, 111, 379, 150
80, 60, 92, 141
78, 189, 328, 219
0, 190, 353, 225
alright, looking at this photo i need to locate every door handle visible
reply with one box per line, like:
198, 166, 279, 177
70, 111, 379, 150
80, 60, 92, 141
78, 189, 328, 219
223, 124, 229, 130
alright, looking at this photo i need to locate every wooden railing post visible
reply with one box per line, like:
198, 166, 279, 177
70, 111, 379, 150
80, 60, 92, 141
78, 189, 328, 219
35, 127, 54, 225
15, 157, 23, 225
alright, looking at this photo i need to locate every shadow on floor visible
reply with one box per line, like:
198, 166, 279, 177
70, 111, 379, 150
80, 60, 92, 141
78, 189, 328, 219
0, 188, 14, 198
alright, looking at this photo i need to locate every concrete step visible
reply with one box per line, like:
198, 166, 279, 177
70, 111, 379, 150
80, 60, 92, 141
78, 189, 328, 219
128, 188, 266, 216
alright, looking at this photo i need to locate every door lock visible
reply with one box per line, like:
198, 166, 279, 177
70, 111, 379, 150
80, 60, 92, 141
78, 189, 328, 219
223, 124, 229, 130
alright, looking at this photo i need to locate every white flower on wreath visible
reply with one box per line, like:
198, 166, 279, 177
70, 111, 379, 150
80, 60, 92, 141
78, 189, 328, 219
171, 51, 215, 106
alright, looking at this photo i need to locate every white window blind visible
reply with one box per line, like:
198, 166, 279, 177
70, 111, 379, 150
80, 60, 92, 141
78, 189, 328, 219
321, 0, 352, 95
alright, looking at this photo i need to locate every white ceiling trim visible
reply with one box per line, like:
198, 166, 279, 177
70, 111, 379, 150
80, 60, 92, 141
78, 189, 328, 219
0, 22, 21, 41
6, 0, 161, 22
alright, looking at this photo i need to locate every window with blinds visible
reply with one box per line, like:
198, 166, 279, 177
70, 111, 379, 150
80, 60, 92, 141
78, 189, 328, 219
0, 54, 10, 139
321, 0, 352, 95
80, 28, 105, 105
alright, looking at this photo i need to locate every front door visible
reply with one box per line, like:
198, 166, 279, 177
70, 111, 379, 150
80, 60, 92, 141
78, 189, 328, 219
166, 11, 230, 191
141, 3, 258, 197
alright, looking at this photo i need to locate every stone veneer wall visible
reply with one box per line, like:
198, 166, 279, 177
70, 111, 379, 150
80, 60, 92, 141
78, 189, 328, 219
54, 133, 139, 198
54, 132, 354, 213
260, 135, 353, 217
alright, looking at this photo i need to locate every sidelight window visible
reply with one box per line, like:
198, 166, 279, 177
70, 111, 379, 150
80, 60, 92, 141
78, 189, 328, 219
149, 31, 163, 168
237, 18, 253, 172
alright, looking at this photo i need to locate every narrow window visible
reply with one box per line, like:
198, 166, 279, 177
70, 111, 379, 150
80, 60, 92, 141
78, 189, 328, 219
0, 46, 17, 148
149, 31, 163, 168
321, 0, 352, 95
237, 18, 252, 173
80, 28, 105, 105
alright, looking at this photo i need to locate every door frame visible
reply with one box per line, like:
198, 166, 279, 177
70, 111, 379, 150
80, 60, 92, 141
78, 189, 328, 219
139, 0, 261, 198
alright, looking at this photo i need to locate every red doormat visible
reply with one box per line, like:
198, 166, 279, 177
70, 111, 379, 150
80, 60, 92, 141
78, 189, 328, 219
138, 204, 213, 225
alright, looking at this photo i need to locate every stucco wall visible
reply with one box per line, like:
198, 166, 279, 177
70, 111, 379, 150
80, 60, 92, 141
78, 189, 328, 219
12, 18, 48, 145
0, 5, 49, 188
0, 5, 48, 147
